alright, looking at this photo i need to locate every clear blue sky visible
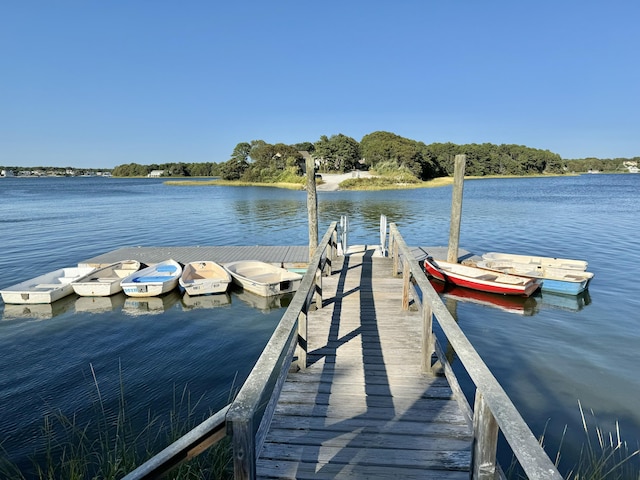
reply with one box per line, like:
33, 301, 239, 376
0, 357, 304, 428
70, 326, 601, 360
2, 1, 639, 169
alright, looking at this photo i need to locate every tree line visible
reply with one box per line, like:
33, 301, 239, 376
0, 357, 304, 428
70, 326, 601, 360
110, 131, 639, 180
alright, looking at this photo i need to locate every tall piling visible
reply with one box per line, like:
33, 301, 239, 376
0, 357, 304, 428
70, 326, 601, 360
447, 154, 466, 263
306, 155, 318, 260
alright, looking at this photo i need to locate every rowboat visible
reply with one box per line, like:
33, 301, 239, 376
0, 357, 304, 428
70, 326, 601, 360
0, 266, 96, 304
474, 259, 594, 295
179, 261, 231, 296
481, 252, 588, 271
422, 257, 540, 297
224, 260, 302, 297
120, 259, 182, 297
72, 260, 141, 296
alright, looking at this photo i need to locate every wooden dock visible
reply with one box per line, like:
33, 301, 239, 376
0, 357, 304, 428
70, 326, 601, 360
80, 245, 467, 270
256, 250, 472, 479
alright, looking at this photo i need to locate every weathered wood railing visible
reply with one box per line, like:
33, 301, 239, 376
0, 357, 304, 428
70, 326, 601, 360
123, 221, 339, 480
226, 221, 338, 478
389, 222, 563, 480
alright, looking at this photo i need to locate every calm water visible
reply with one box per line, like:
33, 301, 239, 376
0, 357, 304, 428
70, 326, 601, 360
1, 175, 639, 474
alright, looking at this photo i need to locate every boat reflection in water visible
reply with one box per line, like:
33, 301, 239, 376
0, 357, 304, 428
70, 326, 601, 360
123, 290, 182, 316
234, 289, 294, 313
181, 292, 231, 310
430, 280, 539, 316
536, 289, 591, 312
430, 279, 592, 316
74, 292, 127, 313
2, 294, 77, 321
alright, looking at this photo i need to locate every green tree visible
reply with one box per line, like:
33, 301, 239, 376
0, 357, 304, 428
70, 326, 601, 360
313, 134, 360, 172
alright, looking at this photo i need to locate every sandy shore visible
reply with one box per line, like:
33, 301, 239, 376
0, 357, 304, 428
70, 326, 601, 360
316, 171, 372, 191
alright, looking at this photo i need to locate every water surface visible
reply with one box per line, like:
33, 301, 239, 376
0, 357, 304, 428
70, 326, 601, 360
1, 174, 639, 473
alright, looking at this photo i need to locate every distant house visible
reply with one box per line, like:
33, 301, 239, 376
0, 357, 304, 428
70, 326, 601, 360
148, 170, 165, 177
1, 169, 15, 177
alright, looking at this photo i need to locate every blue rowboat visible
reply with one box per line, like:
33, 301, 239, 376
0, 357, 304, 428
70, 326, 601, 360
473, 259, 593, 295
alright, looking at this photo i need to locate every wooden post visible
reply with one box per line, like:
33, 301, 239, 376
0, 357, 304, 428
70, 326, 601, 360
306, 156, 318, 261
421, 302, 434, 373
392, 239, 400, 277
296, 308, 308, 370
472, 390, 499, 480
231, 417, 255, 480
447, 154, 466, 263
402, 258, 410, 310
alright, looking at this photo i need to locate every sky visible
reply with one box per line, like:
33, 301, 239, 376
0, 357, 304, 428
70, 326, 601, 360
1, 1, 639, 169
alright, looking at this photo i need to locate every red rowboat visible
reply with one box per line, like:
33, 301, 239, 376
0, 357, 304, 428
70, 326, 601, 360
422, 257, 540, 297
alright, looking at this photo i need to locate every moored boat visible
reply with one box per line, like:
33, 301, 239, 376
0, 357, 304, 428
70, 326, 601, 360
481, 252, 588, 271
422, 257, 540, 297
224, 260, 302, 297
474, 259, 594, 295
179, 261, 231, 296
0, 266, 96, 304
72, 260, 141, 296
120, 259, 182, 297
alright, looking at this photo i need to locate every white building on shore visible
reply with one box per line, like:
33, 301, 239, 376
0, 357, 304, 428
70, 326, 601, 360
1, 169, 15, 177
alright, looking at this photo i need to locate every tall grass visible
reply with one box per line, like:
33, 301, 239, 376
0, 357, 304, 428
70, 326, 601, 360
561, 401, 640, 480
0, 363, 233, 480
507, 401, 640, 480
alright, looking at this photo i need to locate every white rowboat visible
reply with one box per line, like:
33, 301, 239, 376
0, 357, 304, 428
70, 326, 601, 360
481, 252, 588, 271
1, 266, 96, 304
72, 260, 141, 296
224, 260, 302, 297
179, 261, 231, 296
120, 259, 182, 297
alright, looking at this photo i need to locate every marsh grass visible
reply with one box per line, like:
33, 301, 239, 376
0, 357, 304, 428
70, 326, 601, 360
506, 401, 640, 480
561, 402, 640, 480
0, 363, 233, 480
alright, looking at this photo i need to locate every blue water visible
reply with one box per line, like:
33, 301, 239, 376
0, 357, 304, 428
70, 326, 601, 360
1, 175, 639, 474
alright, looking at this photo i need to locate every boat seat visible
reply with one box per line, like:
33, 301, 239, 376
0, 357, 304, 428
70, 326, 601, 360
132, 276, 171, 283
249, 273, 280, 282
156, 265, 177, 273
475, 274, 498, 281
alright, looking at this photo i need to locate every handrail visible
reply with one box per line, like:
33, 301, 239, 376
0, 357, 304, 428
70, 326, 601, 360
226, 221, 339, 479
388, 223, 563, 479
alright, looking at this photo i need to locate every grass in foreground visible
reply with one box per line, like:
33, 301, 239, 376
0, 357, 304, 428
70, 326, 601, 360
507, 401, 640, 479
0, 364, 233, 480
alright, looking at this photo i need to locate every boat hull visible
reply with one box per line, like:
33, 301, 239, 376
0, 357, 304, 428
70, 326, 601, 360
120, 260, 182, 298
423, 257, 540, 297
1, 267, 96, 304
224, 261, 302, 297
179, 261, 231, 296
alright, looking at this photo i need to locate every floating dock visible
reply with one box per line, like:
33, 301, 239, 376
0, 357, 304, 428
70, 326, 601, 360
80, 245, 470, 269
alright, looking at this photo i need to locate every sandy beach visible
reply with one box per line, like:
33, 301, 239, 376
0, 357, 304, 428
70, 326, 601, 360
315, 171, 372, 191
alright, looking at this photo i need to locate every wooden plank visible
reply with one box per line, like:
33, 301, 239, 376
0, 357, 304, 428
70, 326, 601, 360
256, 459, 470, 480
257, 254, 472, 478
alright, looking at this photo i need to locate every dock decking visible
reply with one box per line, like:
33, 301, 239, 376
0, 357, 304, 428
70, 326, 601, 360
256, 250, 472, 479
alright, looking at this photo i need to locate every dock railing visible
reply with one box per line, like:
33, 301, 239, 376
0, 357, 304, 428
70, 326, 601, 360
226, 221, 339, 479
388, 222, 563, 480
123, 221, 339, 480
